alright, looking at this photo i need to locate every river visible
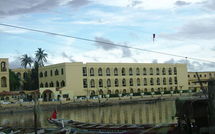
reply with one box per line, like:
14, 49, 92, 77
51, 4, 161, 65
0, 100, 176, 128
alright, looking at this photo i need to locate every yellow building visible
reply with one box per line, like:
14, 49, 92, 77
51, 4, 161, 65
0, 58, 10, 92
188, 71, 215, 91
39, 62, 188, 101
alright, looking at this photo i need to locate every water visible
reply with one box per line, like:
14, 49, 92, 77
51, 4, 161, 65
0, 100, 176, 128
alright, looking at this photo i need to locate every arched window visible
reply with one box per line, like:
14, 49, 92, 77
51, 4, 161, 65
163, 78, 166, 85
157, 78, 160, 85
122, 78, 126, 86
91, 90, 95, 96
55, 69, 59, 75
143, 68, 147, 75
115, 79, 119, 87
40, 83, 44, 88
143, 78, 147, 85
137, 88, 141, 93
162, 68, 166, 75
50, 81, 54, 87
150, 78, 154, 85
136, 68, 140, 75
1, 62, 7, 72
99, 79, 103, 87
150, 68, 153, 75
98, 68, 102, 76
45, 82, 48, 87
156, 68, 159, 75
169, 77, 172, 85
151, 88, 154, 92
99, 89, 103, 95
168, 68, 172, 75
174, 77, 178, 84
61, 80, 65, 87
1, 77, 7, 87
44, 71, 47, 77
106, 68, 110, 76
114, 68, 118, 76
123, 89, 126, 94
129, 78, 133, 86
115, 90, 119, 94
56, 81, 59, 87
107, 79, 111, 87
90, 79, 95, 88
129, 68, 133, 76
130, 88, 134, 93
50, 70, 53, 76
137, 78, 140, 86
122, 68, 126, 76
90, 68, 94, 76
40, 72, 43, 77
144, 88, 148, 92
61, 68, 64, 75
174, 67, 177, 75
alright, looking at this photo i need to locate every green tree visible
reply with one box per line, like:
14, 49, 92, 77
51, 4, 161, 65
9, 69, 21, 91
20, 54, 33, 68
30, 61, 39, 90
35, 48, 48, 67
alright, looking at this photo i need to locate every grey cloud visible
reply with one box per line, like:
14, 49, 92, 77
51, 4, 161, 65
94, 37, 117, 50
202, 0, 215, 10
0, 0, 91, 17
94, 37, 132, 58
62, 52, 75, 62
130, 0, 142, 7
67, 0, 90, 9
122, 47, 131, 57
161, 17, 215, 40
175, 0, 190, 6
164, 58, 215, 72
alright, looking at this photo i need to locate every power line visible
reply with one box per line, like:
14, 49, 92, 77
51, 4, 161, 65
0, 23, 215, 64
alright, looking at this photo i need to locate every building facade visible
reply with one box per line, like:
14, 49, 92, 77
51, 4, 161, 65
188, 71, 215, 91
0, 58, 10, 92
39, 62, 188, 101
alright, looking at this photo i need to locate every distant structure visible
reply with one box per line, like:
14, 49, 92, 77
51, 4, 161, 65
188, 72, 215, 91
38, 62, 188, 101
0, 58, 10, 92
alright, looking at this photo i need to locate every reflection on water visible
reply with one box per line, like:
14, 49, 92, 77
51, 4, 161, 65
0, 100, 176, 127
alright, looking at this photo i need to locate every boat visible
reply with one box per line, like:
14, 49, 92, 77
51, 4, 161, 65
48, 119, 177, 134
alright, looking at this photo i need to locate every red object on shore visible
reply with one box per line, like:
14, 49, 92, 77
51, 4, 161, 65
50, 110, 57, 119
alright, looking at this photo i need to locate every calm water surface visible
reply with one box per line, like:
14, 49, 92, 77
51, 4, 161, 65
0, 100, 176, 127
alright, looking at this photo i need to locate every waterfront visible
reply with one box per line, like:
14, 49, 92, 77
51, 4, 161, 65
0, 100, 176, 128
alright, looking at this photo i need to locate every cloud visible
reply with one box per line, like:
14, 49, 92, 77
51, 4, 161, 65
202, 0, 215, 10
161, 17, 215, 40
175, 0, 190, 6
61, 52, 76, 62
9, 57, 22, 69
67, 0, 91, 9
94, 37, 117, 50
0, 0, 91, 17
164, 58, 215, 71
121, 43, 132, 57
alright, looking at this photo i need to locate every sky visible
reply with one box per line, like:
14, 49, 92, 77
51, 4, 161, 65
0, 0, 215, 71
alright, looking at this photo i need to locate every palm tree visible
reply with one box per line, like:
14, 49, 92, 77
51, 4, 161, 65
35, 48, 48, 67
20, 54, 33, 68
